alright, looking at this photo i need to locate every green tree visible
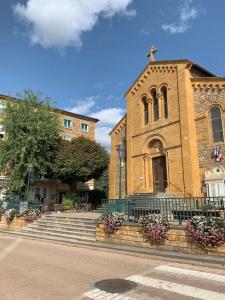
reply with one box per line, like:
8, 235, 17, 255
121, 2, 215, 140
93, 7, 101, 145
89, 169, 109, 208
54, 136, 109, 191
0, 90, 60, 197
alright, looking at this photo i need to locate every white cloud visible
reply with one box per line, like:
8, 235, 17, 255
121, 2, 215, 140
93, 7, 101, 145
94, 107, 126, 151
162, 0, 198, 34
13, 0, 135, 49
68, 97, 96, 115
67, 97, 125, 151
90, 107, 125, 126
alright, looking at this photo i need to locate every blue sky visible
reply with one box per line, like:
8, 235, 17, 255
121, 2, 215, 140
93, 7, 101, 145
0, 0, 225, 149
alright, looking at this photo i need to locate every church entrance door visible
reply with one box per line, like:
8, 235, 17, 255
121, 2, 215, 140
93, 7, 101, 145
152, 156, 167, 192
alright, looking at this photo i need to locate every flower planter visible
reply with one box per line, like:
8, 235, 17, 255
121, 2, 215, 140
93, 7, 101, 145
0, 215, 26, 230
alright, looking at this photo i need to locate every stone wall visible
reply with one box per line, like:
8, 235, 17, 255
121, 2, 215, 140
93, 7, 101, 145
96, 223, 225, 257
0, 215, 26, 230
109, 116, 127, 199
193, 86, 225, 185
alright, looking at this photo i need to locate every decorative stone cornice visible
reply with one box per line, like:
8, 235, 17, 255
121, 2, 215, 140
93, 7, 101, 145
109, 114, 127, 136
191, 78, 225, 91
114, 121, 126, 136
130, 64, 177, 96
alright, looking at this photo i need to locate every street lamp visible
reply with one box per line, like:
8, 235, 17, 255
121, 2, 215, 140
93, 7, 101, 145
117, 143, 126, 199
26, 164, 33, 201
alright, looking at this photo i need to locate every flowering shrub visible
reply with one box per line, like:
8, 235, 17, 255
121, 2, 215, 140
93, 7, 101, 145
138, 214, 169, 244
5, 208, 18, 224
103, 212, 127, 235
21, 209, 40, 223
186, 216, 225, 247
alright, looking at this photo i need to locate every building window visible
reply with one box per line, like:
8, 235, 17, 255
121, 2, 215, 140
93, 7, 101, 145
142, 96, 149, 125
64, 119, 72, 129
151, 88, 159, 121
81, 123, 89, 132
210, 106, 224, 143
161, 86, 168, 119
64, 135, 72, 141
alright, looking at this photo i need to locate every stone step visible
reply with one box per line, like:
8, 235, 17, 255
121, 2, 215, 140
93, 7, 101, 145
43, 216, 98, 223
34, 219, 97, 228
28, 223, 96, 233
38, 218, 98, 226
22, 226, 96, 237
21, 228, 96, 241
3, 230, 97, 246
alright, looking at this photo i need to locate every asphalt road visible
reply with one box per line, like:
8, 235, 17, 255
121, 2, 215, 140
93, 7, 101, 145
0, 234, 225, 300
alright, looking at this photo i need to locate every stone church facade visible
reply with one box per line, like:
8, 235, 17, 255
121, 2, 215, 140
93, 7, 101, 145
109, 55, 225, 199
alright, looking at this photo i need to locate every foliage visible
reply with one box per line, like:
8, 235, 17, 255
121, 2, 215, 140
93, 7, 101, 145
138, 214, 169, 244
89, 189, 106, 209
20, 208, 40, 223
103, 212, 127, 235
186, 216, 225, 247
5, 208, 18, 224
62, 192, 80, 210
94, 169, 108, 194
0, 90, 60, 197
54, 137, 109, 190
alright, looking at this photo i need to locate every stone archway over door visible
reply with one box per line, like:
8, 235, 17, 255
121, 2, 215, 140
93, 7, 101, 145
152, 156, 167, 192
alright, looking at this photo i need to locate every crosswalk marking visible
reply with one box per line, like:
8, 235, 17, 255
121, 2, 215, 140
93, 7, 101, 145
83, 288, 137, 300
155, 265, 225, 283
126, 274, 225, 300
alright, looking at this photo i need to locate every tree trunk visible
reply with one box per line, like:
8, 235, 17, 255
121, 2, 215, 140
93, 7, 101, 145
71, 180, 77, 194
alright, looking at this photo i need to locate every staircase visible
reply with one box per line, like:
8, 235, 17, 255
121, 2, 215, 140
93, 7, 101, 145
126, 192, 178, 199
17, 214, 98, 243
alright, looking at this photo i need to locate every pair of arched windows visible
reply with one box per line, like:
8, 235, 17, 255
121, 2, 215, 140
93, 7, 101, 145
210, 106, 224, 143
143, 86, 168, 125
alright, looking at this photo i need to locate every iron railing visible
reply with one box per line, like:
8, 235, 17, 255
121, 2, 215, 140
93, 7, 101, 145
102, 197, 225, 224
0, 199, 42, 213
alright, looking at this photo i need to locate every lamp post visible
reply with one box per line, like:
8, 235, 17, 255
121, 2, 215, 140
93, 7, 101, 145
26, 164, 33, 202
117, 144, 125, 199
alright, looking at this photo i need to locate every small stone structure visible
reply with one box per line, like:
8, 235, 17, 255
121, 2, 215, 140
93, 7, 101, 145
96, 223, 225, 257
0, 215, 26, 230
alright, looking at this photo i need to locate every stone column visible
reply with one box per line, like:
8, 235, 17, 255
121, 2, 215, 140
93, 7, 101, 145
158, 91, 163, 120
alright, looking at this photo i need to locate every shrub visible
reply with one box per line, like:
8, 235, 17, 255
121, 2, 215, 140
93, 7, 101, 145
62, 193, 80, 211
103, 212, 127, 235
5, 208, 18, 224
186, 216, 225, 247
138, 214, 169, 244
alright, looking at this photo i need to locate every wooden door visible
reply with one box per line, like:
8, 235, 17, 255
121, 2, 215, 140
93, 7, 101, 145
152, 156, 167, 192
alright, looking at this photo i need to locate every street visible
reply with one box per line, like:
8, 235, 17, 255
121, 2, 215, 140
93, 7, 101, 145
0, 234, 225, 300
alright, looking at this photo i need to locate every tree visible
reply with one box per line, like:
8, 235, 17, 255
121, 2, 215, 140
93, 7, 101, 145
54, 136, 109, 191
0, 90, 60, 197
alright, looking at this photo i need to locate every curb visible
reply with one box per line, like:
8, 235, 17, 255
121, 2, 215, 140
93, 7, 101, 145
1, 229, 225, 267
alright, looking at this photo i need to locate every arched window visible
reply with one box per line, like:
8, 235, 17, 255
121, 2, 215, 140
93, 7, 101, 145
142, 96, 149, 125
151, 89, 159, 121
210, 106, 224, 143
161, 86, 168, 119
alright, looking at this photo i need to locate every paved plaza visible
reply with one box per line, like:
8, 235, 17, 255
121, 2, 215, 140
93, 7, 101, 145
0, 234, 225, 299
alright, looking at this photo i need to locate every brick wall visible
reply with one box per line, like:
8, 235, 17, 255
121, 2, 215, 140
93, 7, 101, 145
96, 223, 225, 256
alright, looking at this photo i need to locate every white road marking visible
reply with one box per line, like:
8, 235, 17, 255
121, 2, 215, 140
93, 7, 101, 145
0, 238, 22, 261
127, 275, 225, 300
155, 265, 225, 283
83, 288, 137, 300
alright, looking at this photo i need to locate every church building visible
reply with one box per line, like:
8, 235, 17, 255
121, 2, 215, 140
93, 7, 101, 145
109, 48, 225, 199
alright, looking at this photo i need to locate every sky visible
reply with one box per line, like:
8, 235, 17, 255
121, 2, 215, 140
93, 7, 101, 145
0, 0, 225, 150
